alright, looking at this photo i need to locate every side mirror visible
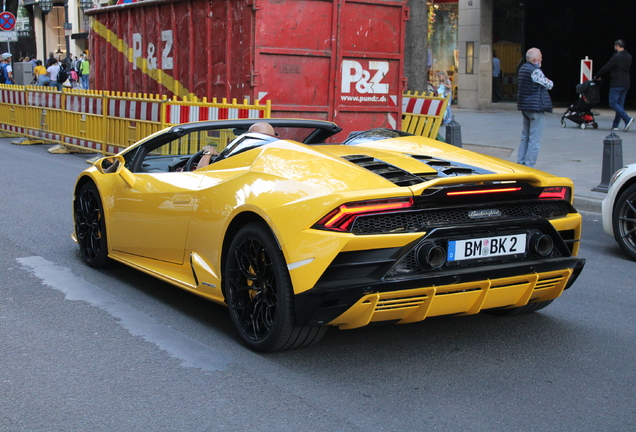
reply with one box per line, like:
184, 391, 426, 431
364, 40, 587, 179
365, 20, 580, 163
94, 155, 136, 187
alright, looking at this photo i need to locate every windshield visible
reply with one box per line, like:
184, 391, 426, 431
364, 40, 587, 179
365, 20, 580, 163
342, 128, 415, 146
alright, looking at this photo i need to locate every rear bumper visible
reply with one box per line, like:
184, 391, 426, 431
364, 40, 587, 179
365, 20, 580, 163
294, 256, 585, 328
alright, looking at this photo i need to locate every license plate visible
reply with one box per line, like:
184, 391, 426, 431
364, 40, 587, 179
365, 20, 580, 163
447, 233, 526, 261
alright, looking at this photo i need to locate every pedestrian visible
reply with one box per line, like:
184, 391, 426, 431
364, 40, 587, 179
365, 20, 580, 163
74, 55, 82, 83
516, 47, 553, 168
492, 51, 502, 102
46, 58, 63, 91
79, 53, 90, 90
594, 39, 633, 132
69, 68, 78, 88
33, 60, 48, 85
63, 55, 72, 72
1, 53, 14, 84
436, 70, 453, 124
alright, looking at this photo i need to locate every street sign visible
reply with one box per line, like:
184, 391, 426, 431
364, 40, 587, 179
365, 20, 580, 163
0, 11, 16, 31
64, 22, 72, 36
0, 30, 17, 42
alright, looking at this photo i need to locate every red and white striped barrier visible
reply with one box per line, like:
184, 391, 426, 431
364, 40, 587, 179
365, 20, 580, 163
67, 95, 103, 115
27, 91, 62, 109
1, 124, 27, 135
164, 104, 265, 125
27, 129, 61, 142
63, 136, 119, 154
402, 96, 444, 116
1, 89, 26, 106
581, 56, 593, 83
108, 99, 162, 122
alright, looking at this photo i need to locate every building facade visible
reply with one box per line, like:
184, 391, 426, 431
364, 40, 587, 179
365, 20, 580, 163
5, 0, 99, 63
7, 0, 636, 110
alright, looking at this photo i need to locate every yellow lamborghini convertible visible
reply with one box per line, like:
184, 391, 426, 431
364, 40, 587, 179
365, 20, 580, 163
73, 119, 585, 351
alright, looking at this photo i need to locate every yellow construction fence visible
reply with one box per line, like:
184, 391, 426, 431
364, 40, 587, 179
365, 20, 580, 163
0, 84, 271, 156
1, 84, 445, 154
401, 90, 450, 140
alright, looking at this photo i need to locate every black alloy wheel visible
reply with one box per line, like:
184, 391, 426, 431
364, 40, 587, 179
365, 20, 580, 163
613, 183, 636, 261
224, 222, 326, 351
74, 182, 110, 267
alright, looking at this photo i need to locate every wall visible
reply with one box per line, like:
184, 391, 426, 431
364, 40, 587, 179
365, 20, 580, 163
456, 0, 493, 110
524, 0, 636, 107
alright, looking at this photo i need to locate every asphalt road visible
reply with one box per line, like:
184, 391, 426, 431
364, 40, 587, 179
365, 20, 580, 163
1, 139, 635, 432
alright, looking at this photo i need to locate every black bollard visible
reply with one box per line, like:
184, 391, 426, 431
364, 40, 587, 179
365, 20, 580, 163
445, 116, 462, 148
592, 131, 623, 193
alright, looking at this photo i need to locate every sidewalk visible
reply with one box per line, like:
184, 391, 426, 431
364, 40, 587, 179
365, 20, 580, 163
452, 103, 636, 213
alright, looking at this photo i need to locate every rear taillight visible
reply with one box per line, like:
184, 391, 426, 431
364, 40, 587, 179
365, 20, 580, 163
314, 197, 414, 232
539, 186, 571, 201
446, 187, 521, 196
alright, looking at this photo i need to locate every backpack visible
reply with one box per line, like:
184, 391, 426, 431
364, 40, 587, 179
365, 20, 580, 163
0, 64, 7, 84
57, 65, 69, 84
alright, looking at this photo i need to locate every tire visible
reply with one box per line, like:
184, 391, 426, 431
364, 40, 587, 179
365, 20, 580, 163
224, 222, 326, 351
486, 300, 553, 317
74, 182, 111, 267
593, 122, 599, 129
612, 183, 636, 261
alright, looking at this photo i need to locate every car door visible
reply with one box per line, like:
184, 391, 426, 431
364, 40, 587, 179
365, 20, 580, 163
107, 130, 214, 264
108, 172, 201, 264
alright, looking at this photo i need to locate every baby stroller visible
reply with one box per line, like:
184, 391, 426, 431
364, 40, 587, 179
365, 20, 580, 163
561, 80, 601, 129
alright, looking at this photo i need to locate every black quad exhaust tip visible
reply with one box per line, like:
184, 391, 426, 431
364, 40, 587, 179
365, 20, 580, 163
416, 242, 447, 269
529, 233, 554, 256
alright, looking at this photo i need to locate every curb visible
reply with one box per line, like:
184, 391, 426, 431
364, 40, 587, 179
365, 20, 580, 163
574, 196, 603, 214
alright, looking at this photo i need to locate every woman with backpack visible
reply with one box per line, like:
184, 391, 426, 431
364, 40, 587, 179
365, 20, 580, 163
0, 53, 14, 85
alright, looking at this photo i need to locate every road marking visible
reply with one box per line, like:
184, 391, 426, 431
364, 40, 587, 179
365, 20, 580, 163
18, 256, 232, 372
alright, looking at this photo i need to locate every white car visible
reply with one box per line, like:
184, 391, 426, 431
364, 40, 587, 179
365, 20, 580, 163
602, 163, 636, 260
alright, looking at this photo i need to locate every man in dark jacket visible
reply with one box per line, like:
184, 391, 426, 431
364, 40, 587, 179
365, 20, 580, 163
517, 48, 553, 167
595, 39, 633, 131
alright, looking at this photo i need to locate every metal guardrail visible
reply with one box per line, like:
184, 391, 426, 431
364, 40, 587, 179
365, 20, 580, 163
0, 84, 271, 156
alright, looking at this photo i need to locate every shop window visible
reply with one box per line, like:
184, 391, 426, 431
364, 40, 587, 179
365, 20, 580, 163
428, 0, 459, 99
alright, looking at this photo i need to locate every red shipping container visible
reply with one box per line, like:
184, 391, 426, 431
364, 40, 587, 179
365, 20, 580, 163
88, 0, 407, 136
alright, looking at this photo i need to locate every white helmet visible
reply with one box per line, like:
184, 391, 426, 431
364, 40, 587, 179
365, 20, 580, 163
1, 53, 12, 60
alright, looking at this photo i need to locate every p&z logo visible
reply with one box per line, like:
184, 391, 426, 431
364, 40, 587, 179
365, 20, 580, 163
132, 30, 174, 70
341, 60, 389, 95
